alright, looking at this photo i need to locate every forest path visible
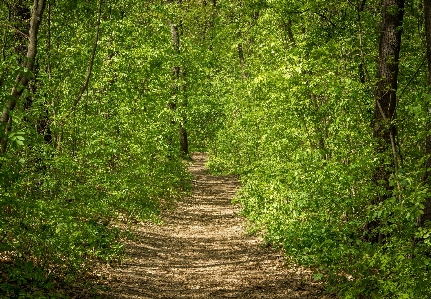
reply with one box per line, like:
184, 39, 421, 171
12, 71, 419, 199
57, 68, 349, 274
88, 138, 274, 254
102, 153, 327, 299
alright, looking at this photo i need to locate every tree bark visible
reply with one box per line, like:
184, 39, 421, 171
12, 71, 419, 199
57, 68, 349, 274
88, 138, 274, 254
372, 0, 404, 193
0, 0, 46, 155
367, 0, 404, 242
238, 43, 246, 80
284, 19, 296, 47
419, 0, 431, 227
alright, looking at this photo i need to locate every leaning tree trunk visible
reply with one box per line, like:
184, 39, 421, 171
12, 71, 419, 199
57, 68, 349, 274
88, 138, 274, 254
419, 0, 431, 227
0, 0, 46, 156
11, 0, 52, 145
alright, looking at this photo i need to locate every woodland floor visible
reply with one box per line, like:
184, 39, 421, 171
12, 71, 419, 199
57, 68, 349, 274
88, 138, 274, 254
98, 153, 332, 299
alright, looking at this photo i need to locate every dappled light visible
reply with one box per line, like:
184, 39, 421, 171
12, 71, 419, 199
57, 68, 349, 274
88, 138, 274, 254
99, 153, 328, 299
1, 0, 431, 297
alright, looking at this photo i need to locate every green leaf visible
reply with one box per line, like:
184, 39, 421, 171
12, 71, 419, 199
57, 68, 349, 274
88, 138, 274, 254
313, 273, 324, 281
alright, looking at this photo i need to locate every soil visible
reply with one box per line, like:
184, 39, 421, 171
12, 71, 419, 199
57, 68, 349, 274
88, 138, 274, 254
99, 153, 332, 299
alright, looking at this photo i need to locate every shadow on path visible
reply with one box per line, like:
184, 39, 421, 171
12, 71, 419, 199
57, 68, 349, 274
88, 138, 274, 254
101, 153, 331, 299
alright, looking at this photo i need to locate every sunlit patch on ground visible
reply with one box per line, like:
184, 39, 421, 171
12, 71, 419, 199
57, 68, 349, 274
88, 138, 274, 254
99, 153, 330, 299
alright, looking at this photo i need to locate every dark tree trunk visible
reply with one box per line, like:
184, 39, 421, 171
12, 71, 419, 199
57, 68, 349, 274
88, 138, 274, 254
419, 0, 431, 227
372, 0, 404, 198
284, 19, 296, 47
57, 0, 102, 149
202, 0, 217, 50
366, 0, 404, 243
357, 0, 368, 84
238, 43, 246, 80
10, 1, 53, 145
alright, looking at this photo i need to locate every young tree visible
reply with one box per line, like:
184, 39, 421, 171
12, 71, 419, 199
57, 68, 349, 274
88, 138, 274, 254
168, 0, 189, 157
0, 0, 46, 156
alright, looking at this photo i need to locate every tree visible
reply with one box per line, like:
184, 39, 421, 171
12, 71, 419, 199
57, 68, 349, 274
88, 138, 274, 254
168, 0, 189, 157
372, 0, 404, 207
0, 0, 46, 155
420, 0, 431, 227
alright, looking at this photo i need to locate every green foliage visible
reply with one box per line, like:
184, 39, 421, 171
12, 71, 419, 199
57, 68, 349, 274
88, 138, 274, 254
208, 1, 431, 298
0, 0, 192, 296
2, 0, 431, 297
0, 260, 65, 299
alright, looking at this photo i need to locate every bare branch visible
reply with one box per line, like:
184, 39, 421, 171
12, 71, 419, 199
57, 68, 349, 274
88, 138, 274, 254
0, 22, 29, 38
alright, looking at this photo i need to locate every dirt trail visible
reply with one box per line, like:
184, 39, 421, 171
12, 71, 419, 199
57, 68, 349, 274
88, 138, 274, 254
102, 153, 328, 298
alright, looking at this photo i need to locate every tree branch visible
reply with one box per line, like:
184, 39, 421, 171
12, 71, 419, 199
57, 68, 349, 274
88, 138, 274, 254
0, 22, 29, 38
314, 12, 337, 28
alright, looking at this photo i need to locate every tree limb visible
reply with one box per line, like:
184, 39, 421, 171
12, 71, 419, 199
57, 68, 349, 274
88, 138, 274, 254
0, 22, 29, 38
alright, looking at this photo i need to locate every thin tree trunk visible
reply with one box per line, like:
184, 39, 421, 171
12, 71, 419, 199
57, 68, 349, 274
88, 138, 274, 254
11, 0, 31, 61
0, 0, 46, 155
0, 7, 9, 88
284, 19, 296, 47
168, 0, 189, 157
44, 0, 53, 144
46, 1, 51, 80
238, 43, 246, 80
179, 67, 188, 156
201, 0, 217, 51
1, 22, 6, 63
357, 0, 370, 84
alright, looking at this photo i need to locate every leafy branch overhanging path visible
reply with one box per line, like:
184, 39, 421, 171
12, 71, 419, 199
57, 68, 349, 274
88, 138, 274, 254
102, 153, 329, 298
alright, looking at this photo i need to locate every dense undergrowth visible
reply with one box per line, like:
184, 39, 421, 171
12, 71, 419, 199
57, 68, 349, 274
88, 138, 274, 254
1, 148, 190, 298
0, 1, 193, 297
2, 0, 431, 298
0, 104, 192, 297
208, 1, 431, 298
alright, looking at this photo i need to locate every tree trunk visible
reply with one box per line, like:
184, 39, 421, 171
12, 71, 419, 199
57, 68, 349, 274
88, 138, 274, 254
373, 0, 404, 195
367, 0, 404, 242
419, 0, 431, 227
284, 19, 296, 47
238, 43, 246, 80
168, 0, 189, 157
0, 0, 46, 155
11, 1, 52, 145
357, 0, 370, 84
202, 0, 217, 50
59, 0, 101, 125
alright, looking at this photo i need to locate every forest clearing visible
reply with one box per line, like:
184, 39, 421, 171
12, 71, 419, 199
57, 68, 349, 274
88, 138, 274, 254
2, 0, 431, 298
